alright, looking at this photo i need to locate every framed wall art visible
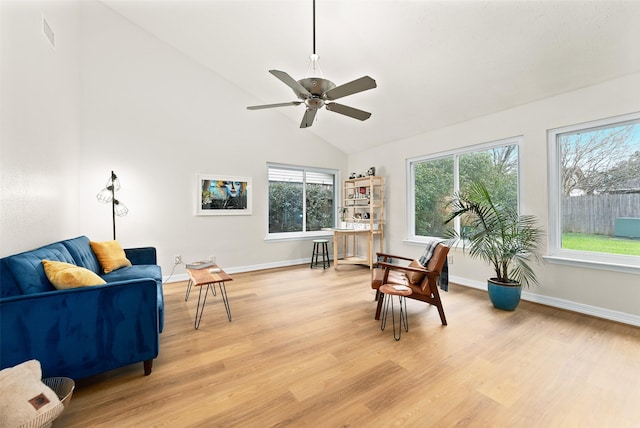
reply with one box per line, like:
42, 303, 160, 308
196, 174, 252, 216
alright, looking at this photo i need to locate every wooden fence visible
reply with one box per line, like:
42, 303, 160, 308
562, 194, 640, 235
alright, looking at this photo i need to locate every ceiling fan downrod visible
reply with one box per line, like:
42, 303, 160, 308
246, 0, 377, 128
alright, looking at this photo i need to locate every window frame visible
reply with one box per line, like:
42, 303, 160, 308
406, 136, 523, 244
266, 163, 339, 241
546, 112, 640, 274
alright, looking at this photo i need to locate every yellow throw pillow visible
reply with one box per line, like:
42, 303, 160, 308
406, 259, 426, 285
89, 240, 132, 273
42, 260, 106, 289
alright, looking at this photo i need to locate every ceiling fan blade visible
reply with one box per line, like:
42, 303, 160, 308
325, 103, 372, 121
300, 108, 318, 128
247, 101, 302, 110
269, 70, 312, 99
324, 76, 377, 101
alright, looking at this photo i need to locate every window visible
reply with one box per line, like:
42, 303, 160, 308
408, 138, 520, 241
268, 164, 337, 238
547, 113, 640, 272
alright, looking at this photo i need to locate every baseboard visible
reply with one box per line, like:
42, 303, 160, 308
449, 275, 640, 327
165, 267, 638, 327
163, 258, 313, 284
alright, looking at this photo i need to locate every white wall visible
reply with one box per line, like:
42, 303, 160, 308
77, 0, 346, 276
349, 72, 640, 321
2, 0, 636, 324
1, 0, 346, 276
0, 1, 81, 255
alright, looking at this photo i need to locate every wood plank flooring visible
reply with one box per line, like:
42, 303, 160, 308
58, 264, 640, 427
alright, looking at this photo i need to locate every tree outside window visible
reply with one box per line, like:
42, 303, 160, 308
268, 166, 336, 235
411, 141, 520, 240
554, 119, 640, 256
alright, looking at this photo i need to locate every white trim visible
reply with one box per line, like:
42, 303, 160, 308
406, 136, 523, 241
543, 255, 640, 274
546, 112, 640, 271
163, 257, 324, 284
264, 231, 334, 242
450, 275, 640, 327
165, 268, 639, 327
265, 162, 339, 239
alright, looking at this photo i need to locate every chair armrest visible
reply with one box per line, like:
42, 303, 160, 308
125, 247, 157, 265
377, 261, 430, 274
376, 252, 414, 262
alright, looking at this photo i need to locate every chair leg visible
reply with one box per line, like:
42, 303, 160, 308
431, 287, 447, 325
310, 242, 317, 268
322, 242, 330, 268
374, 293, 385, 320
436, 300, 447, 325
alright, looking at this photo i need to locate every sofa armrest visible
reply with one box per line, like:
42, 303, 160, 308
0, 279, 159, 380
125, 247, 157, 265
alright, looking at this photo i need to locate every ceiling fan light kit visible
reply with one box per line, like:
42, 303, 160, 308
247, 0, 376, 128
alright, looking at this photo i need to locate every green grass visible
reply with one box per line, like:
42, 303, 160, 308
562, 233, 640, 256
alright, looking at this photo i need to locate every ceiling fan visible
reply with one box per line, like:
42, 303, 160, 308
247, 0, 376, 128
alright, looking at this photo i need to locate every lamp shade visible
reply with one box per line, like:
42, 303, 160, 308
107, 175, 121, 191
96, 188, 113, 203
114, 200, 128, 217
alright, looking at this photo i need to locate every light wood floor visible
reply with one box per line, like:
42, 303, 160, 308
58, 264, 640, 427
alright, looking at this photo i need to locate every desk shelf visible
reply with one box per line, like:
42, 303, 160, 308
335, 176, 384, 269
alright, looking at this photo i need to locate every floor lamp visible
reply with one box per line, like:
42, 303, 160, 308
96, 171, 128, 240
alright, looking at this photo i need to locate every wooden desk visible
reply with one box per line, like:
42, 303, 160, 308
333, 229, 382, 270
185, 265, 233, 329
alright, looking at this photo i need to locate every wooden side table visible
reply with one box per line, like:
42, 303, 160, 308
379, 284, 412, 340
185, 266, 233, 329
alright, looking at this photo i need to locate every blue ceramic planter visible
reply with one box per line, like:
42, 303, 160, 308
487, 279, 522, 311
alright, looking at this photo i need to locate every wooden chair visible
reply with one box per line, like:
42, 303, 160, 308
371, 243, 449, 325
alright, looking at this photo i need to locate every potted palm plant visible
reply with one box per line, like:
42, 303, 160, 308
444, 182, 544, 310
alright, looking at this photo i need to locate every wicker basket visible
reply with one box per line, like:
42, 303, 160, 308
42, 377, 75, 409
39, 377, 75, 427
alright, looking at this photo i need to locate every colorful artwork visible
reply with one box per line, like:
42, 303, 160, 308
197, 175, 252, 215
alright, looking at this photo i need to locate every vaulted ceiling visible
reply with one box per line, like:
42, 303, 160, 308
102, 0, 640, 154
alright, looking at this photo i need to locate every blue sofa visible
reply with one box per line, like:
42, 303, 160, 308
0, 236, 164, 380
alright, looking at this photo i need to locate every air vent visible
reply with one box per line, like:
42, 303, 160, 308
42, 15, 55, 49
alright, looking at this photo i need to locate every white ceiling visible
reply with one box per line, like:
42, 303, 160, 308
102, 0, 640, 154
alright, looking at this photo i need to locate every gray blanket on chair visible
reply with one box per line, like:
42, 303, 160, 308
418, 239, 449, 292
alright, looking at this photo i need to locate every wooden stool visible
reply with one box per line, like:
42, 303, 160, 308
379, 284, 412, 340
310, 239, 330, 269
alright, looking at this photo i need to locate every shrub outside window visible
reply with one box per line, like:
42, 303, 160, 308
268, 164, 336, 238
547, 113, 640, 272
408, 138, 520, 241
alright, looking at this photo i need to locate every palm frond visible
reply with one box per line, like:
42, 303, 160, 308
444, 182, 544, 287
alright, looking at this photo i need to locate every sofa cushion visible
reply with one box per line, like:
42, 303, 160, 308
101, 264, 161, 285
62, 235, 101, 273
42, 260, 106, 289
90, 240, 132, 273
6, 243, 75, 295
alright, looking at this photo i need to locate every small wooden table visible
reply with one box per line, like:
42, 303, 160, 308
185, 265, 233, 330
333, 229, 382, 270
